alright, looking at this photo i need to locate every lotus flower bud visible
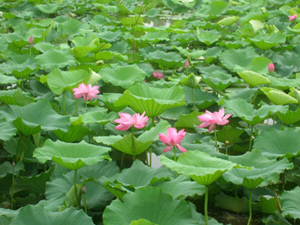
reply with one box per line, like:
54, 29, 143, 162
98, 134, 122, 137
268, 63, 275, 73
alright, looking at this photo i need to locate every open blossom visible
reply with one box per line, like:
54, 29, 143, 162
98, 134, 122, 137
72, 83, 100, 101
289, 14, 298, 21
198, 108, 232, 132
159, 127, 187, 153
268, 63, 275, 73
152, 71, 163, 79
28, 36, 34, 44
114, 112, 148, 131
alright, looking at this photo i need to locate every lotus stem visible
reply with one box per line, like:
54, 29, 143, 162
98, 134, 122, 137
214, 127, 219, 151
121, 152, 125, 170
248, 125, 254, 152
131, 128, 136, 161
247, 189, 253, 225
85, 101, 88, 113
82, 186, 87, 213
11, 162, 15, 209
192, 88, 196, 110
274, 190, 282, 224
19, 133, 27, 162
249, 87, 253, 104
149, 147, 152, 167
173, 146, 177, 162
76, 99, 78, 116
74, 169, 80, 207
63, 92, 66, 114
204, 186, 209, 225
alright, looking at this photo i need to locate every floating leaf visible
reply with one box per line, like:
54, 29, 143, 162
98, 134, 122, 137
33, 139, 111, 170
81, 111, 118, 125
0, 74, 18, 85
261, 87, 298, 105
196, 30, 221, 46
139, 30, 170, 43
237, 70, 270, 86
35, 3, 60, 14
277, 107, 300, 125
175, 110, 201, 129
100, 65, 147, 89
218, 16, 239, 26
184, 87, 218, 109
161, 151, 237, 186
146, 50, 183, 69
0, 117, 16, 141
253, 127, 300, 158
250, 33, 286, 50
114, 83, 185, 117
103, 187, 202, 225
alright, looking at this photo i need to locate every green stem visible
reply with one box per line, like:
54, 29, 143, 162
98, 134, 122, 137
85, 101, 88, 113
248, 125, 254, 152
225, 143, 228, 155
149, 147, 152, 167
102, 125, 105, 136
76, 99, 79, 116
19, 134, 27, 162
121, 152, 125, 170
173, 146, 177, 162
74, 169, 80, 207
29, 47, 32, 57
131, 128, 136, 161
11, 162, 15, 209
214, 127, 219, 151
247, 189, 253, 225
62, 92, 66, 114
249, 87, 253, 104
83, 189, 87, 213
204, 186, 209, 225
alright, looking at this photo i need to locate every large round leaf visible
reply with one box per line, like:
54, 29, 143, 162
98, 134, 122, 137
114, 83, 185, 117
103, 187, 201, 225
100, 64, 147, 89
33, 139, 111, 170
224, 98, 288, 125
281, 186, 300, 220
146, 50, 183, 69
0, 116, 16, 141
250, 33, 286, 50
261, 87, 298, 105
10, 205, 94, 225
160, 151, 237, 186
237, 70, 270, 86
253, 127, 300, 158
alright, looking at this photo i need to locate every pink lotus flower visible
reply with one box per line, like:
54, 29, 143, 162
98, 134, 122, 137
268, 63, 275, 73
289, 14, 298, 21
159, 127, 187, 153
114, 112, 148, 131
28, 36, 34, 44
184, 60, 190, 68
72, 83, 100, 101
152, 71, 163, 79
198, 108, 232, 132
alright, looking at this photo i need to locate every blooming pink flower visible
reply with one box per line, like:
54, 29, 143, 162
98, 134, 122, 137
28, 36, 34, 44
268, 63, 275, 73
159, 127, 187, 153
114, 112, 148, 131
72, 83, 100, 101
152, 71, 163, 79
184, 60, 190, 68
289, 14, 298, 21
198, 108, 232, 132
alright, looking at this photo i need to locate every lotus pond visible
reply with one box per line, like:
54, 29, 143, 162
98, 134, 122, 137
1, 0, 300, 224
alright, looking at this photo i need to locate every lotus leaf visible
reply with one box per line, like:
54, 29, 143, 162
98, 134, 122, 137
146, 50, 183, 69
277, 107, 300, 125
103, 187, 201, 225
237, 70, 270, 86
161, 151, 237, 186
33, 139, 111, 170
261, 87, 298, 105
281, 186, 300, 219
10, 205, 94, 225
0, 117, 16, 141
114, 83, 185, 117
253, 127, 300, 158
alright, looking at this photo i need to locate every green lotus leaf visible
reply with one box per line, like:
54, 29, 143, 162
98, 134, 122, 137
146, 50, 183, 69
264, 75, 300, 90
35, 49, 76, 70
103, 187, 202, 225
160, 151, 237, 186
57, 18, 82, 36
277, 107, 300, 125
237, 70, 270, 86
139, 30, 170, 43
94, 120, 170, 156
261, 87, 298, 105
99, 65, 147, 89
281, 186, 300, 219
272, 51, 300, 76
46, 161, 118, 210
0, 74, 18, 85
175, 110, 201, 129
0, 208, 17, 222
2, 56, 37, 79
0, 161, 24, 178
47, 69, 90, 95
253, 127, 300, 158
184, 87, 218, 109
196, 30, 221, 46
250, 33, 286, 50
219, 47, 258, 72
215, 192, 249, 213
81, 111, 118, 125
154, 175, 205, 199
71, 46, 94, 59
223, 149, 293, 189
10, 205, 94, 225
224, 98, 288, 125
100, 160, 172, 197
196, 1, 228, 17
98, 30, 122, 42
216, 125, 244, 143
171, 0, 197, 8
237, 57, 272, 74
35, 3, 60, 14
33, 139, 111, 170
179, 73, 201, 88
0, 117, 16, 141
130, 219, 155, 225
114, 83, 185, 117
289, 87, 300, 103
0, 89, 33, 106
218, 16, 239, 26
